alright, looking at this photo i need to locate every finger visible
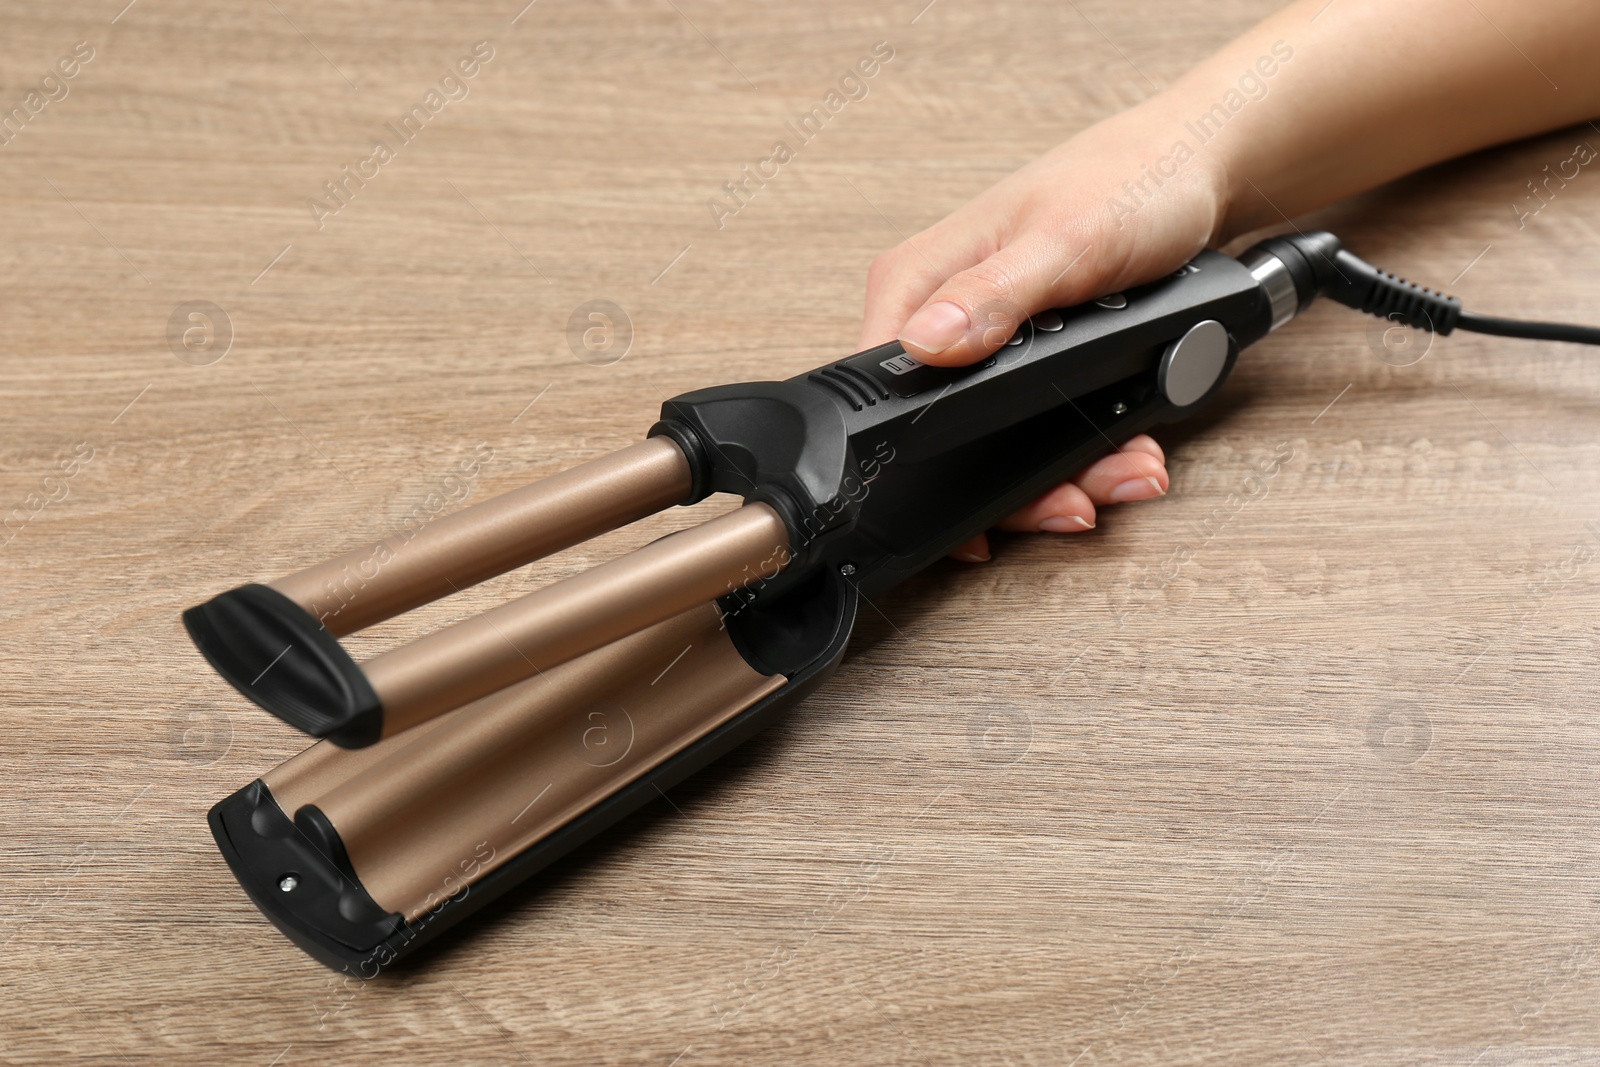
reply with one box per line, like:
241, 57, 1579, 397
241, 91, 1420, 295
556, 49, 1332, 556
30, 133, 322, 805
897, 231, 1113, 367
1116, 434, 1164, 465
947, 533, 991, 563
994, 480, 1097, 533
859, 227, 998, 351
996, 436, 1169, 532
1070, 445, 1169, 505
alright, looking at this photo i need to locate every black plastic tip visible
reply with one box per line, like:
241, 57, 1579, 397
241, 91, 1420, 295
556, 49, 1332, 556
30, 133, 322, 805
209, 780, 404, 971
182, 583, 383, 747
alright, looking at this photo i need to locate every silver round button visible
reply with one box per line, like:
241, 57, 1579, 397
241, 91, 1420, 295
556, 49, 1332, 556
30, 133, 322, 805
1031, 309, 1064, 332
1093, 293, 1128, 310
1157, 319, 1230, 407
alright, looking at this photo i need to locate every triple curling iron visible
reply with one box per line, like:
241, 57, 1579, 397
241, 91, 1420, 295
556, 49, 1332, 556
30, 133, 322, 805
183, 231, 1600, 970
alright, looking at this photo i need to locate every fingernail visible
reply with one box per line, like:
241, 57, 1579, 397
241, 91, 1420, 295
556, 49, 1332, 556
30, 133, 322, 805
1109, 476, 1166, 503
899, 301, 970, 356
951, 547, 990, 563
1039, 514, 1094, 532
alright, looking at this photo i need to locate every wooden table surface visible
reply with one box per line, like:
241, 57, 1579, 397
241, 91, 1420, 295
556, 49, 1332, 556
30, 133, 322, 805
4, 1, 1600, 1063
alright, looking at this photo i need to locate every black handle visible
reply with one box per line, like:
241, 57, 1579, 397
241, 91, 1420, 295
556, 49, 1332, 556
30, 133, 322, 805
661, 248, 1273, 600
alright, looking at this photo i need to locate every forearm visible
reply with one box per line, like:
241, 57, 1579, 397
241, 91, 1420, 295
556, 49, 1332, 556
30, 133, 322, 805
1133, 0, 1600, 240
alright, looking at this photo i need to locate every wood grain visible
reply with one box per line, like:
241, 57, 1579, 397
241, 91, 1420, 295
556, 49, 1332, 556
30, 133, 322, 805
3, 1, 1599, 1064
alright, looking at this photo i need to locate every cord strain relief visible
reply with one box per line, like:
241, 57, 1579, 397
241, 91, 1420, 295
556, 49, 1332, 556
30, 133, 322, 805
1358, 267, 1462, 335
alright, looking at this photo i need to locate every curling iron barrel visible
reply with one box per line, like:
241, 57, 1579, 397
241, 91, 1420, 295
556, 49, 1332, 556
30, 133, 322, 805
270, 437, 694, 637
360, 501, 789, 740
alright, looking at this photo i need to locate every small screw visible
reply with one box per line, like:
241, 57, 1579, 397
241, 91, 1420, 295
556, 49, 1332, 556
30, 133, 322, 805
1111, 402, 1128, 415
839, 562, 857, 577
279, 875, 299, 893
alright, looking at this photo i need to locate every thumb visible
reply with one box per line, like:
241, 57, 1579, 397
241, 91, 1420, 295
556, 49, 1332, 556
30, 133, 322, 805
895, 235, 1118, 367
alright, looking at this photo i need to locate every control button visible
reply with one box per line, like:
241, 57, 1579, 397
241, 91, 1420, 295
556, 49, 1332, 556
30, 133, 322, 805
1006, 331, 1026, 346
1157, 319, 1230, 407
879, 353, 922, 376
1031, 309, 1064, 332
1094, 292, 1128, 310
846, 341, 997, 399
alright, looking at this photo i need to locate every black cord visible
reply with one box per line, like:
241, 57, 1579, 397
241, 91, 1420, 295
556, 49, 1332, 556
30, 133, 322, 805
1455, 311, 1600, 347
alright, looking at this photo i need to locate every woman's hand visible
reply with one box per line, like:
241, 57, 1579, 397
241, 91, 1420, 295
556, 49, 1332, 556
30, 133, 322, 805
858, 100, 1230, 560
